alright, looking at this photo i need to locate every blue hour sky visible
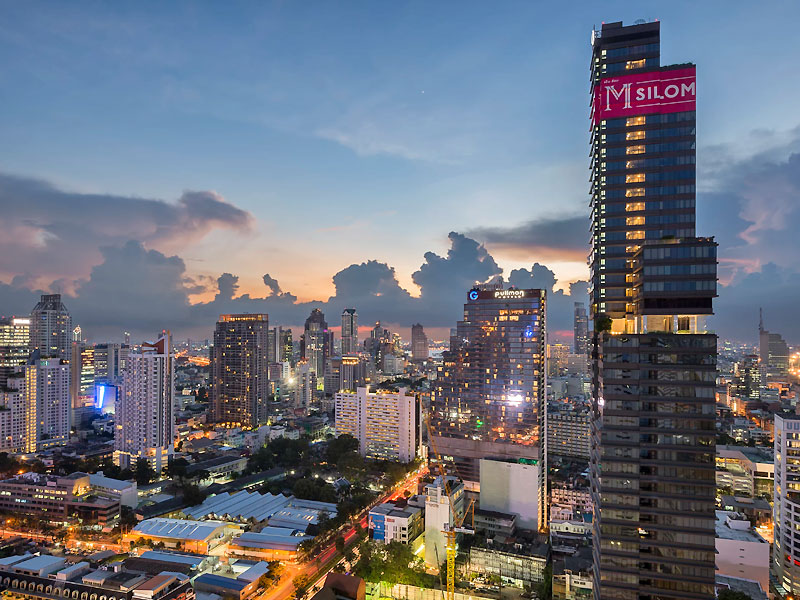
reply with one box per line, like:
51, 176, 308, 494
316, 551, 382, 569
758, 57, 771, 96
1, 1, 799, 341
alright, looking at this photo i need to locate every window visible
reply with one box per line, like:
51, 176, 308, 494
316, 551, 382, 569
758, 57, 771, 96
626, 231, 645, 240
626, 173, 645, 183
626, 59, 646, 70
626, 130, 645, 140
626, 202, 645, 212
626, 145, 645, 155
626, 188, 645, 197
626, 216, 645, 226
626, 116, 646, 126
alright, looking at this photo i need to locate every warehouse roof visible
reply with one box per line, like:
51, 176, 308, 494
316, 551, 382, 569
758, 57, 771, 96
133, 518, 228, 541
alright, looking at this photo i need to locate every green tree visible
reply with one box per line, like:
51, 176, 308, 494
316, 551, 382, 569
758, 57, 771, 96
135, 458, 156, 485
166, 457, 189, 481
535, 564, 552, 600
335, 535, 346, 554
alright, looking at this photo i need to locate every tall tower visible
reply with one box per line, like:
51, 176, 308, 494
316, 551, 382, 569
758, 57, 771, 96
115, 333, 174, 472
774, 414, 800, 595
210, 314, 270, 427
573, 303, 589, 355
411, 323, 428, 362
341, 309, 359, 355
29, 294, 72, 361
431, 288, 547, 529
590, 21, 717, 600
303, 309, 330, 380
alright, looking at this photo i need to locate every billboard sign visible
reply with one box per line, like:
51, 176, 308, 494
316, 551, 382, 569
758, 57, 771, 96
593, 66, 696, 124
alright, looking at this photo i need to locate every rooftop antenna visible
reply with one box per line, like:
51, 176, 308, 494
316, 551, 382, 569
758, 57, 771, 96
758, 308, 764, 334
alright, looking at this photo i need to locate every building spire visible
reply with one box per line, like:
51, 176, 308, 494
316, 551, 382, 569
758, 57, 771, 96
759, 307, 764, 333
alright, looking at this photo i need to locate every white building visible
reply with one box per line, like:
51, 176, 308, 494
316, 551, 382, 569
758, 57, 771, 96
715, 510, 769, 594
114, 334, 174, 472
334, 386, 418, 463
31, 357, 71, 449
479, 458, 540, 531
0, 371, 35, 453
368, 501, 423, 546
424, 476, 464, 568
774, 413, 800, 596
293, 362, 316, 414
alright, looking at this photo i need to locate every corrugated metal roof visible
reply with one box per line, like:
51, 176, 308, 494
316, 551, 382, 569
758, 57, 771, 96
133, 518, 228, 541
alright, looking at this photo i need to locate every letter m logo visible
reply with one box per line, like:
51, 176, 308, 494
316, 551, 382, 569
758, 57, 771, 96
605, 83, 632, 110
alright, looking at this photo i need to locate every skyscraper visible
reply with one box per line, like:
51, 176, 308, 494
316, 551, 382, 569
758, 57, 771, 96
30, 356, 71, 449
279, 328, 294, 365
29, 294, 72, 360
115, 333, 174, 472
773, 414, 800, 596
0, 317, 30, 383
431, 287, 547, 529
302, 309, 330, 381
411, 323, 428, 362
341, 309, 358, 355
589, 21, 717, 599
573, 303, 589, 355
210, 314, 270, 427
759, 310, 789, 381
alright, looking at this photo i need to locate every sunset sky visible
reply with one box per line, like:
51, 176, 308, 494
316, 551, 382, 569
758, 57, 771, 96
1, 1, 799, 342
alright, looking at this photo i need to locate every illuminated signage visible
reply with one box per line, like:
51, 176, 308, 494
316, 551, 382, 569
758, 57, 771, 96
96, 385, 107, 409
593, 66, 696, 124
493, 289, 526, 299
468, 290, 479, 301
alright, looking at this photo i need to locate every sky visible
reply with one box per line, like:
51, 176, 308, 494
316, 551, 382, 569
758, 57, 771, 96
1, 1, 799, 343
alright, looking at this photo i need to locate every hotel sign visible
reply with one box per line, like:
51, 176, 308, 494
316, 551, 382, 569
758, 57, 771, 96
593, 66, 696, 124
494, 289, 526, 299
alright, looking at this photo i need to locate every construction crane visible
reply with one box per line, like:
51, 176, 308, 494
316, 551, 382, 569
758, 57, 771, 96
426, 417, 475, 600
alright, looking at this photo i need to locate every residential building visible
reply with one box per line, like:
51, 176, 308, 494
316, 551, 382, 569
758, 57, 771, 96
715, 510, 769, 594
340, 354, 367, 393
341, 309, 358, 355
293, 361, 316, 414
334, 386, 420, 463
29, 294, 71, 360
411, 323, 428, 362
573, 302, 589, 355
589, 20, 717, 599
431, 287, 546, 527
0, 371, 35, 452
114, 333, 174, 472
0, 316, 30, 370
369, 501, 423, 546
211, 314, 270, 428
302, 309, 331, 381
773, 413, 800, 596
548, 405, 591, 459
554, 551, 593, 600
30, 356, 71, 449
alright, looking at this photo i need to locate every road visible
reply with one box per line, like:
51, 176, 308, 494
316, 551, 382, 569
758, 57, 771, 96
262, 466, 427, 600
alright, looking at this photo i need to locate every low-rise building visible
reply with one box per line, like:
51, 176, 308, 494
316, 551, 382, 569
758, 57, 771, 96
469, 539, 549, 588
89, 472, 138, 507
368, 501, 423, 546
553, 549, 593, 600
226, 528, 311, 562
193, 573, 258, 600
0, 472, 120, 525
125, 518, 238, 554
716, 445, 774, 500
715, 511, 769, 594
473, 509, 516, 539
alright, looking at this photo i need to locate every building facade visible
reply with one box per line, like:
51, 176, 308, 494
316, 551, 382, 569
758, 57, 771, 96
548, 407, 591, 459
303, 309, 331, 381
431, 287, 546, 526
773, 414, 800, 596
210, 314, 270, 428
0, 317, 30, 370
573, 303, 589, 355
115, 334, 174, 472
335, 387, 419, 463
589, 20, 717, 600
341, 309, 358, 356
411, 323, 428, 362
29, 294, 72, 361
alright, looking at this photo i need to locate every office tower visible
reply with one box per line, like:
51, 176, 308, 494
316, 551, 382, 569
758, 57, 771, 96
341, 309, 358, 355
70, 342, 96, 415
732, 355, 761, 401
114, 333, 174, 471
589, 21, 717, 599
759, 310, 789, 381
431, 287, 547, 527
94, 343, 129, 383
210, 314, 270, 428
773, 414, 800, 596
30, 355, 71, 449
411, 324, 428, 362
267, 328, 277, 364
0, 317, 30, 386
302, 309, 330, 381
365, 322, 391, 367
334, 386, 420, 463
293, 361, 316, 414
547, 342, 570, 377
279, 329, 294, 365
323, 356, 342, 397
573, 303, 589, 355
29, 294, 72, 360
340, 354, 367, 392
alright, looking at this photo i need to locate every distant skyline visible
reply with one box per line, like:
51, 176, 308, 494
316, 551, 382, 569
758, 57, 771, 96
1, 2, 799, 342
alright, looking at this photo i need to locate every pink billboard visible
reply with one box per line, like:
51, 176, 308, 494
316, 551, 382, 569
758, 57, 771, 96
593, 66, 696, 124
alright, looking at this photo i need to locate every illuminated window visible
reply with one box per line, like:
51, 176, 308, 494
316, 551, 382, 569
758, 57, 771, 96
626, 130, 645, 141
626, 231, 644, 240
626, 116, 646, 126
626, 216, 645, 226
626, 173, 645, 183
625, 188, 645, 198
626, 145, 645, 155
626, 202, 645, 211
626, 59, 646, 70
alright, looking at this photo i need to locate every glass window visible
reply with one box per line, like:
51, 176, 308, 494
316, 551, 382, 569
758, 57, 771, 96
625, 188, 645, 197
626, 130, 645, 141
626, 145, 645, 155
626, 116, 646, 126
626, 59, 646, 69
626, 173, 645, 183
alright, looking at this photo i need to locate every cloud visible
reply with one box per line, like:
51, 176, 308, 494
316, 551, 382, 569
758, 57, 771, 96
467, 215, 587, 261
0, 172, 253, 285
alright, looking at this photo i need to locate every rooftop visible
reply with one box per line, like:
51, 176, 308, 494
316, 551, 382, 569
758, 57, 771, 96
194, 574, 249, 592
133, 518, 229, 541
715, 511, 767, 543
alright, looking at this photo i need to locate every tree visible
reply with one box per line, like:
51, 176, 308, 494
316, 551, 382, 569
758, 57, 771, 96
135, 458, 156, 485
535, 564, 552, 600
166, 457, 189, 481
326, 434, 360, 464
717, 591, 754, 600
335, 535, 345, 554
292, 574, 310, 599
181, 483, 207, 507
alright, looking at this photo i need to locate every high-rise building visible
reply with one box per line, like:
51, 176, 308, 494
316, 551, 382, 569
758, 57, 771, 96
279, 328, 294, 365
93, 343, 129, 383
293, 361, 316, 414
30, 355, 71, 449
302, 309, 330, 382
114, 333, 174, 472
341, 309, 358, 355
589, 21, 717, 599
29, 294, 72, 361
70, 342, 96, 415
340, 354, 368, 392
431, 287, 546, 528
0, 372, 35, 453
759, 310, 789, 381
210, 314, 269, 428
0, 317, 30, 382
411, 323, 428, 362
773, 414, 800, 596
335, 386, 420, 463
573, 303, 589, 355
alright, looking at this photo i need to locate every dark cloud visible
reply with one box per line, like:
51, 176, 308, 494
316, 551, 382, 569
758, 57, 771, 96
508, 263, 589, 335
215, 273, 239, 302
0, 172, 253, 284
466, 215, 587, 261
